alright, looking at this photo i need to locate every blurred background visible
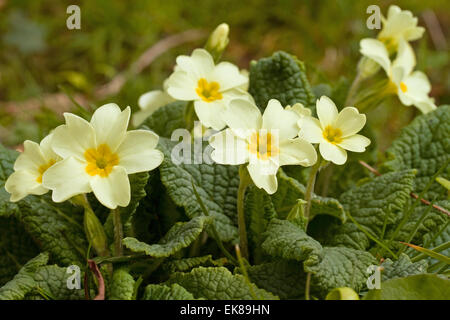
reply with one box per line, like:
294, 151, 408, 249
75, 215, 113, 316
0, 0, 448, 152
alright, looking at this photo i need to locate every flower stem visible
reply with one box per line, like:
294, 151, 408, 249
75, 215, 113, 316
345, 70, 362, 106
112, 208, 123, 257
305, 272, 312, 300
237, 165, 252, 260
304, 157, 322, 228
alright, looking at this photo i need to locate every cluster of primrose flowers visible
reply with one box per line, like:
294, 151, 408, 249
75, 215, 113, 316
4, 6, 435, 258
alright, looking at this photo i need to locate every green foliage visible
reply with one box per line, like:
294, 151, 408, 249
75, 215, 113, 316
381, 254, 428, 281
143, 283, 195, 300
109, 268, 136, 300
141, 102, 188, 137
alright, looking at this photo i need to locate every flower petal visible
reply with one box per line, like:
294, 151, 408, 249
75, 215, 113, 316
175, 48, 215, 78
209, 129, 248, 165
359, 39, 391, 74
414, 98, 437, 114
211, 62, 248, 91
5, 170, 47, 202
334, 107, 366, 137
116, 130, 164, 174
89, 166, 130, 209
319, 141, 347, 165
39, 133, 59, 162
247, 164, 278, 195
392, 39, 416, 77
194, 100, 227, 130
133, 90, 175, 127
14, 140, 46, 171
223, 98, 262, 132
166, 71, 198, 101
279, 138, 317, 167
316, 96, 338, 128
262, 99, 300, 140
42, 157, 92, 202
91, 104, 130, 152
338, 134, 371, 152
52, 113, 96, 160
298, 116, 323, 143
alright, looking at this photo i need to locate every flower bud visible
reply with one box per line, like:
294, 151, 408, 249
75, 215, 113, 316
357, 56, 381, 79
84, 206, 109, 257
326, 287, 360, 300
205, 23, 230, 62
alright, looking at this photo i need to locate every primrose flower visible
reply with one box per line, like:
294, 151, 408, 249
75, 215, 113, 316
300, 96, 370, 165
209, 99, 317, 194
5, 134, 59, 202
166, 48, 250, 130
132, 80, 175, 127
360, 38, 436, 114
42, 103, 164, 209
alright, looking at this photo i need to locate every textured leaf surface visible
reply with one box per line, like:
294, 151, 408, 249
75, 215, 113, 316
109, 268, 135, 300
0, 144, 19, 217
381, 254, 427, 281
261, 219, 322, 266
123, 216, 211, 258
363, 274, 450, 300
249, 51, 315, 111
163, 255, 226, 273
158, 138, 239, 242
304, 247, 377, 296
143, 283, 195, 300
141, 101, 187, 137
167, 267, 278, 300
382, 105, 450, 200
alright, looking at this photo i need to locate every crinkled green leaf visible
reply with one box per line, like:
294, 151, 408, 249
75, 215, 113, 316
304, 247, 377, 297
109, 268, 135, 300
382, 105, 450, 200
243, 260, 306, 299
123, 216, 211, 258
381, 254, 427, 281
158, 138, 239, 242
0, 253, 49, 300
272, 170, 346, 223
249, 51, 315, 111
363, 274, 450, 300
141, 101, 187, 137
167, 267, 278, 300
142, 283, 195, 300
261, 219, 322, 267
163, 255, 226, 273
0, 144, 20, 218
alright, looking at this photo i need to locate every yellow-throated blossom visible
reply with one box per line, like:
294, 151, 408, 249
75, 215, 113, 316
166, 48, 250, 130
42, 103, 164, 209
360, 38, 436, 114
5, 134, 59, 201
300, 96, 370, 165
209, 99, 317, 194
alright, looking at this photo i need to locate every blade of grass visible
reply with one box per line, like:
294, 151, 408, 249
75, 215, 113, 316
404, 241, 450, 264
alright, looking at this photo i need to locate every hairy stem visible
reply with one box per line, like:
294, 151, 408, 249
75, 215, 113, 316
113, 208, 123, 256
237, 165, 252, 260
304, 157, 322, 227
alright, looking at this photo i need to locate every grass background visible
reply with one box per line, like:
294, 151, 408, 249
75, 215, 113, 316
0, 0, 448, 153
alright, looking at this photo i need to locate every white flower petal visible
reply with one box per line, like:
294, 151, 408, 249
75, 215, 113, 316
262, 99, 300, 140
39, 133, 59, 161
286, 103, 311, 117
89, 166, 130, 209
334, 107, 366, 137
319, 141, 347, 165
209, 129, 248, 165
392, 40, 416, 77
414, 98, 437, 114
14, 140, 45, 171
5, 170, 47, 202
166, 71, 198, 101
194, 100, 227, 130
316, 96, 339, 128
246, 164, 278, 194
337, 134, 371, 152
132, 90, 175, 127
42, 157, 92, 202
223, 99, 262, 132
298, 116, 323, 143
279, 138, 317, 167
359, 39, 391, 74
211, 62, 248, 91
52, 113, 96, 160
116, 130, 163, 174
91, 104, 130, 152
175, 48, 215, 78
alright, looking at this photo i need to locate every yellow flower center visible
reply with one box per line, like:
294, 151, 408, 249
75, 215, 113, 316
323, 125, 343, 144
378, 36, 397, 54
196, 78, 222, 102
400, 81, 408, 93
36, 159, 56, 183
248, 132, 279, 160
84, 144, 119, 178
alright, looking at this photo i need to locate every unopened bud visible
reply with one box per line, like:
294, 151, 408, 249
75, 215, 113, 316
205, 23, 230, 62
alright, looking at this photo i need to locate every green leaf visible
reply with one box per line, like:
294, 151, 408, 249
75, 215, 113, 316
261, 219, 322, 266
401, 242, 450, 265
109, 268, 135, 300
123, 216, 212, 258
0, 144, 20, 218
381, 254, 427, 281
363, 274, 450, 300
142, 283, 195, 300
167, 267, 278, 299
0, 253, 49, 300
243, 260, 306, 299
249, 51, 315, 111
304, 247, 377, 297
158, 138, 239, 242
272, 170, 346, 223
382, 105, 450, 200
163, 255, 226, 273
141, 101, 187, 137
